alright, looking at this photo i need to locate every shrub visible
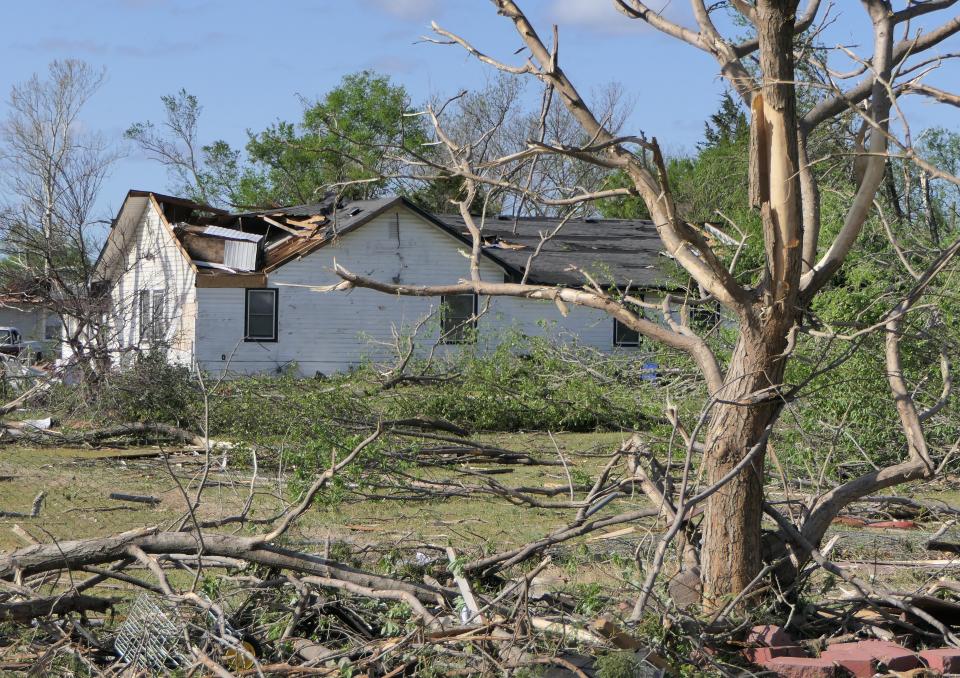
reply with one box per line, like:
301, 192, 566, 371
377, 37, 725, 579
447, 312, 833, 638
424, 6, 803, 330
97, 351, 200, 429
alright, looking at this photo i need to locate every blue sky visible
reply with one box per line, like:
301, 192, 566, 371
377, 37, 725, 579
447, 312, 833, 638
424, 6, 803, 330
2, 0, 958, 224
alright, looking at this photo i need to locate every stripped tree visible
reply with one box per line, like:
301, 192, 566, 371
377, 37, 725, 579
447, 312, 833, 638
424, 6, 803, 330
325, 0, 960, 609
0, 60, 120, 375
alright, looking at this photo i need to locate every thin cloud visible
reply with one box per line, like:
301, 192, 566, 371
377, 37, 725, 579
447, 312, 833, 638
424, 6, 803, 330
14, 38, 111, 56
115, 32, 228, 57
551, 0, 690, 36
362, 0, 443, 20
16, 32, 228, 59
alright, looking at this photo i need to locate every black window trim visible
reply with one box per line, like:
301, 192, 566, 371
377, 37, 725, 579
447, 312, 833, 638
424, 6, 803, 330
440, 293, 478, 345
151, 289, 165, 342
613, 318, 640, 348
244, 287, 279, 343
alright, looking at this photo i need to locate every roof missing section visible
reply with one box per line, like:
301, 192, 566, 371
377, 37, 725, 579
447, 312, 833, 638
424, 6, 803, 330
126, 190, 671, 289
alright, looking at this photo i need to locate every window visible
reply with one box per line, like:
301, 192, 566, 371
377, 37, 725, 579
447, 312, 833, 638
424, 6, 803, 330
44, 316, 61, 341
614, 319, 640, 347
139, 290, 152, 339
139, 289, 166, 342
152, 292, 165, 337
441, 294, 477, 344
245, 288, 278, 342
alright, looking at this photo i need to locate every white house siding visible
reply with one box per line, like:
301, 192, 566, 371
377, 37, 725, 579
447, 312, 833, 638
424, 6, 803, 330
195, 206, 636, 376
107, 201, 197, 366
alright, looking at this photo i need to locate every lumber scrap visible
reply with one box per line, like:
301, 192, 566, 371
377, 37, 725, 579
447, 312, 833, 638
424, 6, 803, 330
262, 216, 309, 238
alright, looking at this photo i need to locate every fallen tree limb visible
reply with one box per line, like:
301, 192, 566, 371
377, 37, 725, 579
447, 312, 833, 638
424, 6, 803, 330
0, 592, 113, 622
383, 417, 471, 437
0, 492, 44, 519
764, 502, 960, 646
8, 422, 208, 447
0, 528, 449, 605
108, 492, 161, 505
927, 540, 960, 555
301, 575, 439, 627
864, 495, 960, 517
464, 507, 660, 574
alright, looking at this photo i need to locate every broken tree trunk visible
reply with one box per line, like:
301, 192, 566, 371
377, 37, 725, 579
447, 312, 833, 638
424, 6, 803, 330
697, 0, 805, 611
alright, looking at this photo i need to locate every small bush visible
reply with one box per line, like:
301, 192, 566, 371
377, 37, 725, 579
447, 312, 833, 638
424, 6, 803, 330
97, 351, 200, 429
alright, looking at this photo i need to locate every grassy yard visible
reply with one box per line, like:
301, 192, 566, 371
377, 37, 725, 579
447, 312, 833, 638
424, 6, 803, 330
3, 420, 958, 677
3, 428, 952, 597
0, 432, 641, 558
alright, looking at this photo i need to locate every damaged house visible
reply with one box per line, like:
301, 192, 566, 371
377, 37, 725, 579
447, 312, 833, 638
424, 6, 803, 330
86, 189, 674, 375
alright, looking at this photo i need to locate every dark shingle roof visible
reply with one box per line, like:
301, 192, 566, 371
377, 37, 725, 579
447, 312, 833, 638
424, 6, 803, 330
436, 213, 668, 288
235, 193, 340, 219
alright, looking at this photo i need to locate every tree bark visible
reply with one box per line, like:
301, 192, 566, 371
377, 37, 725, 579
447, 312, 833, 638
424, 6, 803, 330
700, 324, 789, 609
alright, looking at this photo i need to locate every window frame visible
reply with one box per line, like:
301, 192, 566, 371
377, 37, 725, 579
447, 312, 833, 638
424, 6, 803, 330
138, 290, 152, 341
440, 293, 478, 345
244, 288, 279, 343
613, 318, 640, 348
138, 289, 167, 343
151, 289, 165, 341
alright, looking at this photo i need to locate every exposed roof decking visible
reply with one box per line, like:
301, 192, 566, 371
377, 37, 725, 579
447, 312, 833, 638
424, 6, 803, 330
260, 196, 402, 271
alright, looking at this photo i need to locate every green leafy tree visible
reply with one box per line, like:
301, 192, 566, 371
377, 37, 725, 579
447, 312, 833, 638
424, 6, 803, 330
240, 70, 427, 206
699, 91, 748, 149
130, 73, 428, 209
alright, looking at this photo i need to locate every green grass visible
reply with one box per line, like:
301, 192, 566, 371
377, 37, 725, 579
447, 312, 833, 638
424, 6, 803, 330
0, 432, 640, 556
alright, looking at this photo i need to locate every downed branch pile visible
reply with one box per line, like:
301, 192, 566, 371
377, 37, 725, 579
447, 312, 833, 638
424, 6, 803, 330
4, 420, 960, 677
0, 419, 209, 448
0, 529, 674, 676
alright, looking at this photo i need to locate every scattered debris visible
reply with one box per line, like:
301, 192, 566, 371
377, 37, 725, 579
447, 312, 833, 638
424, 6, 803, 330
0, 491, 44, 519
108, 492, 161, 506
745, 626, 960, 677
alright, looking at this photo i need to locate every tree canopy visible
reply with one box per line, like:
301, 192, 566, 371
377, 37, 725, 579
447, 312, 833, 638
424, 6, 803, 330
129, 71, 428, 209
